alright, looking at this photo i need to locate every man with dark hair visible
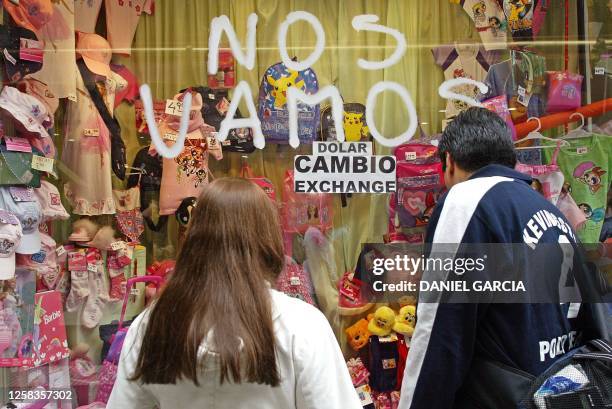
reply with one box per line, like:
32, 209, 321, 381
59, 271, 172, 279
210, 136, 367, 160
398, 108, 607, 409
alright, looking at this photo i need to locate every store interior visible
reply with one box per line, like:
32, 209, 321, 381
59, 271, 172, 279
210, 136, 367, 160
0, 0, 610, 407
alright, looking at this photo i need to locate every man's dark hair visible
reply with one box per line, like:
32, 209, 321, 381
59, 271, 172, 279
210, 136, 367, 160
439, 107, 517, 172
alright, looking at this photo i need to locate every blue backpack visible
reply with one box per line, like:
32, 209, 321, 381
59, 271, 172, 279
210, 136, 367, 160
257, 61, 320, 145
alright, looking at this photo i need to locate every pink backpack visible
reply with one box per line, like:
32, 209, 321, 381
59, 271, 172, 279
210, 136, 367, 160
240, 162, 276, 201
389, 143, 445, 232
275, 256, 317, 306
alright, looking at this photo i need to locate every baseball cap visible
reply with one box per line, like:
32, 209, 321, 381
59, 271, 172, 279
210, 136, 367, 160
34, 181, 69, 222
15, 231, 56, 276
76, 32, 112, 78
0, 208, 22, 280
0, 143, 43, 187
0, 26, 43, 82
0, 187, 42, 254
22, 78, 59, 120
0, 86, 52, 139
2, 0, 53, 39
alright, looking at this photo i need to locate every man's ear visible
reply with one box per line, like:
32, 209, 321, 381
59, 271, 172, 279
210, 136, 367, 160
446, 154, 455, 175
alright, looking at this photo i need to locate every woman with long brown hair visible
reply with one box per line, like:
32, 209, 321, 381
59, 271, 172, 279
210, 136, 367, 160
108, 178, 360, 408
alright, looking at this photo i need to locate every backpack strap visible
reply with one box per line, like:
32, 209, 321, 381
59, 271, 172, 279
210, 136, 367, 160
573, 339, 612, 363
77, 59, 126, 180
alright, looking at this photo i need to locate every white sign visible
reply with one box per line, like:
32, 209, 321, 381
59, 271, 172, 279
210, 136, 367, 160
294, 142, 396, 194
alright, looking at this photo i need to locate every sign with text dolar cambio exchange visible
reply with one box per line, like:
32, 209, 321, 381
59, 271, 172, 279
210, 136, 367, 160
294, 142, 396, 194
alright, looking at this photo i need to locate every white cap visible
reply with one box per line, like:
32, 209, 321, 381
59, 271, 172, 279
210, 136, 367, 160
0, 209, 23, 280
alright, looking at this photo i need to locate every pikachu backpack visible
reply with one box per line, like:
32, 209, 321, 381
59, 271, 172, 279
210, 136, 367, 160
320, 102, 371, 142
257, 61, 320, 145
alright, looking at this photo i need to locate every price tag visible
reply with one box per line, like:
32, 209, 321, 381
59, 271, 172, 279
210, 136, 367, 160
405, 152, 417, 161
517, 86, 526, 97
595, 66, 605, 75
576, 146, 588, 155
163, 133, 178, 142
165, 99, 184, 116
290, 276, 301, 286
110, 241, 126, 251
130, 288, 140, 296
83, 128, 100, 137
87, 263, 97, 273
356, 385, 373, 406
56, 246, 66, 257
5, 137, 32, 153
31, 155, 54, 173
208, 93, 215, 99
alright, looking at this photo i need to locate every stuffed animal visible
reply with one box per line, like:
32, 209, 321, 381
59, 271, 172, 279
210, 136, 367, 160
368, 306, 396, 337
345, 318, 370, 351
86, 226, 120, 250
393, 305, 416, 337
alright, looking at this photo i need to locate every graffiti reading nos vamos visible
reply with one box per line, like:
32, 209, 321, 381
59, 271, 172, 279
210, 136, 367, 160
141, 11, 489, 158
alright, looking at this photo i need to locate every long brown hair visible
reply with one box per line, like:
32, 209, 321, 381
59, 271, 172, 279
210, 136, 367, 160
132, 178, 284, 386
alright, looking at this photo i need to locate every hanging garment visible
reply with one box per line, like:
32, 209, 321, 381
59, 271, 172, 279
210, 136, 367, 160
432, 44, 499, 120
515, 143, 564, 205
450, 0, 507, 50
105, 0, 154, 55
545, 135, 611, 243
62, 66, 127, 215
31, 0, 77, 100
74, 0, 103, 33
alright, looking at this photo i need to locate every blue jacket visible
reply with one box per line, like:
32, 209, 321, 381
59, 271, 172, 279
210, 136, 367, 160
399, 164, 603, 409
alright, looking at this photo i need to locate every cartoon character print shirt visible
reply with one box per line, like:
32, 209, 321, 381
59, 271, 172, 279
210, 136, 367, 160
432, 44, 500, 120
545, 135, 610, 243
151, 122, 222, 216
501, 0, 535, 41
451, 0, 508, 50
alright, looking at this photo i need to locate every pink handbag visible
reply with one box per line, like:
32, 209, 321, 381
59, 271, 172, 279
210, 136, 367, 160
275, 256, 317, 306
546, 71, 583, 113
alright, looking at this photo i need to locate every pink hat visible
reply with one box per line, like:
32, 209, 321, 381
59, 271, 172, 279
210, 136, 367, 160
76, 32, 112, 78
0, 209, 23, 280
2, 0, 53, 39
34, 181, 69, 222
0, 86, 52, 139
22, 78, 60, 120
15, 231, 56, 276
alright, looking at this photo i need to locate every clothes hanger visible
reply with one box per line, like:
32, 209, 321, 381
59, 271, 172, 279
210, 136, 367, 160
125, 165, 147, 176
560, 113, 591, 140
514, 117, 570, 150
560, 113, 612, 140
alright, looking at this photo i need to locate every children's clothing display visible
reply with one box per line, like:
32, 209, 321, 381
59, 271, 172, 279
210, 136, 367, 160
450, 0, 507, 50
544, 135, 611, 243
432, 44, 499, 120
515, 143, 564, 205
149, 91, 222, 215
30, 0, 77, 100
74, 0, 103, 33
104, 0, 154, 55
501, 0, 535, 41
62, 35, 127, 215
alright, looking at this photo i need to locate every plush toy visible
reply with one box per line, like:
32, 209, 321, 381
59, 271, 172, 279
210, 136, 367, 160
68, 219, 100, 242
345, 318, 370, 351
86, 226, 120, 250
368, 306, 396, 337
393, 305, 416, 337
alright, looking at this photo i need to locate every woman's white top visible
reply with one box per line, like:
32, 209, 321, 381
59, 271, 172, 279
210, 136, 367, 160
107, 289, 362, 409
